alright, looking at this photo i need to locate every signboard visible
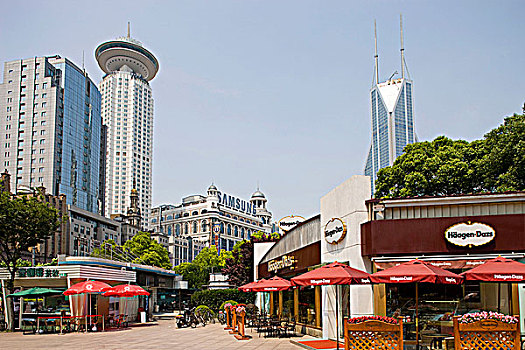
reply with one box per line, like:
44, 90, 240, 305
278, 215, 306, 232
17, 267, 61, 278
268, 255, 297, 272
324, 218, 347, 244
217, 192, 256, 215
445, 221, 495, 248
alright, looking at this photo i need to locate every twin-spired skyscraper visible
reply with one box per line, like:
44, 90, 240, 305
364, 17, 416, 194
95, 27, 158, 227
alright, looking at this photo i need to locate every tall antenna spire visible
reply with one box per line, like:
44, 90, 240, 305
400, 14, 405, 79
374, 20, 379, 84
127, 22, 130, 38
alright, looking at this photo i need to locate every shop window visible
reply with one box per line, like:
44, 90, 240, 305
298, 286, 320, 327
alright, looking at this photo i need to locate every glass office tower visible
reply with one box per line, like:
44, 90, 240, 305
0, 56, 102, 213
364, 18, 416, 195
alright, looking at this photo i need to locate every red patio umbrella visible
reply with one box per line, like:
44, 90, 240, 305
370, 260, 463, 349
291, 262, 372, 350
250, 276, 292, 292
103, 284, 150, 324
102, 284, 150, 298
64, 280, 112, 331
238, 279, 266, 292
64, 280, 112, 295
460, 256, 525, 312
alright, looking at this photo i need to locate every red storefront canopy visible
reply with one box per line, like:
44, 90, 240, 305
370, 259, 463, 284
238, 279, 266, 292
251, 276, 292, 292
102, 284, 150, 297
460, 256, 525, 282
63, 280, 112, 295
291, 261, 370, 350
291, 261, 371, 286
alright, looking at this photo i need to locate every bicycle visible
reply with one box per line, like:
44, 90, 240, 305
218, 311, 226, 325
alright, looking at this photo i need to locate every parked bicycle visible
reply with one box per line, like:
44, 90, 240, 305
176, 307, 205, 328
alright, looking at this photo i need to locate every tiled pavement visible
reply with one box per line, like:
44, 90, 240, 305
0, 320, 314, 350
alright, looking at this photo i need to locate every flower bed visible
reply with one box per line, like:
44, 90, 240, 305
458, 311, 518, 324
347, 315, 398, 324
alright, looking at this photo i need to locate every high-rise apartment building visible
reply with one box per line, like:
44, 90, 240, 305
95, 28, 159, 228
0, 56, 103, 213
364, 18, 416, 194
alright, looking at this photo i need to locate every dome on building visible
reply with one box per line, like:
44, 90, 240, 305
251, 190, 266, 199
208, 184, 217, 191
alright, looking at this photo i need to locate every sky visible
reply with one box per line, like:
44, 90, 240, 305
1, 0, 524, 222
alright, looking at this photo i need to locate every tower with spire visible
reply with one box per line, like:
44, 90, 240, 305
364, 15, 416, 195
95, 23, 159, 227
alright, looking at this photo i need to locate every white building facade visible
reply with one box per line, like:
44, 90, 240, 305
151, 184, 273, 267
95, 30, 158, 227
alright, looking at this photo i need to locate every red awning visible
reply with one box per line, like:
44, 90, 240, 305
291, 261, 371, 286
374, 259, 488, 270
461, 256, 525, 282
370, 259, 462, 284
251, 276, 292, 292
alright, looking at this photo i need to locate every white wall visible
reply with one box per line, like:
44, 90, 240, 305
320, 175, 373, 340
253, 242, 275, 312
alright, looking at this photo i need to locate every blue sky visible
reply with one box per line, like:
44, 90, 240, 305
1, 1, 524, 221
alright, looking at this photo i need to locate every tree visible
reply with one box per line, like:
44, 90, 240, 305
222, 240, 254, 287
478, 113, 525, 192
0, 191, 61, 330
173, 246, 230, 289
122, 232, 171, 269
374, 113, 525, 198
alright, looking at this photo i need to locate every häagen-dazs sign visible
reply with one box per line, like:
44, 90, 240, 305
278, 215, 306, 232
445, 221, 495, 248
324, 218, 347, 244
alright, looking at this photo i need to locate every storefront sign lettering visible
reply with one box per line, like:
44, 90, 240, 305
390, 276, 413, 281
445, 222, 495, 248
324, 218, 347, 244
445, 277, 457, 283
268, 255, 297, 272
278, 215, 305, 232
493, 274, 524, 281
310, 279, 330, 285
17, 268, 60, 278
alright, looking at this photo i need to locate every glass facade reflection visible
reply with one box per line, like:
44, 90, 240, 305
50, 58, 102, 213
365, 78, 415, 194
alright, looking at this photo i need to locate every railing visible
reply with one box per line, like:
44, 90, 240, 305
453, 316, 520, 350
344, 318, 403, 350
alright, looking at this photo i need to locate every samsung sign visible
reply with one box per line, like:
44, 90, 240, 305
445, 222, 495, 248
217, 192, 256, 215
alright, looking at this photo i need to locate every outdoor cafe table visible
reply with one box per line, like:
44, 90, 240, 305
36, 314, 105, 333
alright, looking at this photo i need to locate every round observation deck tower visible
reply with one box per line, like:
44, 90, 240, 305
95, 30, 159, 81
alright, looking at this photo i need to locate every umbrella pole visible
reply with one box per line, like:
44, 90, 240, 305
497, 282, 501, 313
415, 283, 419, 350
336, 285, 339, 350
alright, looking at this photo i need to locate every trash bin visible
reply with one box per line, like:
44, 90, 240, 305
140, 311, 146, 323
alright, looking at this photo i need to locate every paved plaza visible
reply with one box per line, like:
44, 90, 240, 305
0, 320, 313, 350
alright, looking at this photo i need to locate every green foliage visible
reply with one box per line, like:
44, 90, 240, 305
374, 114, 525, 198
478, 113, 525, 191
0, 191, 61, 331
123, 232, 171, 269
222, 240, 253, 287
0, 191, 61, 280
173, 246, 230, 289
36, 258, 58, 267
190, 289, 255, 313
195, 305, 216, 318
219, 300, 238, 311
251, 230, 282, 243
0, 259, 31, 268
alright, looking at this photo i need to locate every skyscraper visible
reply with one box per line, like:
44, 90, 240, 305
0, 56, 103, 213
95, 26, 158, 228
364, 17, 416, 194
